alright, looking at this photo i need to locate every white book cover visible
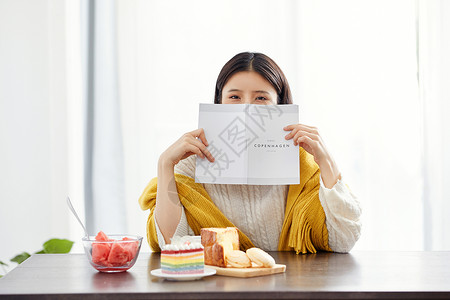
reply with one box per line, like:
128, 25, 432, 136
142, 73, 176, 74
195, 103, 300, 185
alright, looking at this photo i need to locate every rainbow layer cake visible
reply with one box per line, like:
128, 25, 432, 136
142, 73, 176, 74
161, 236, 204, 275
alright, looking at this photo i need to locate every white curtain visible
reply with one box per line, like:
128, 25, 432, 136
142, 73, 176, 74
82, 0, 126, 234
417, 0, 450, 251
0, 0, 84, 266
295, 1, 421, 250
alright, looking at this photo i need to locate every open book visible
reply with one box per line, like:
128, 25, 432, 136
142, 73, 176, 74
195, 103, 299, 185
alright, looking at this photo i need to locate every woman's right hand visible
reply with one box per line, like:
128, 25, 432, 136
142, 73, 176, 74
159, 128, 215, 167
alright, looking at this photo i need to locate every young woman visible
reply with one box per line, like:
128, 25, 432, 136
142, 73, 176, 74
139, 52, 361, 254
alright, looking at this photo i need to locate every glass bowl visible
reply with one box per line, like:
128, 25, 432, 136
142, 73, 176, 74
82, 234, 143, 273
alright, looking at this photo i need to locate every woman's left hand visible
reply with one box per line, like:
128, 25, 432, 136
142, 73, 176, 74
284, 124, 341, 188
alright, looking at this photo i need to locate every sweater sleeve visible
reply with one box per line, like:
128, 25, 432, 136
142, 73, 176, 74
174, 155, 196, 178
318, 176, 362, 253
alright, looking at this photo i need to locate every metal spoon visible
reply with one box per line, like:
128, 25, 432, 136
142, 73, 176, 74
66, 196, 89, 238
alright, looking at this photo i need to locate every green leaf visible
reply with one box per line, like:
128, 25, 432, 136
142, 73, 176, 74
35, 249, 45, 254
42, 239, 74, 254
0, 275, 3, 278
0, 260, 8, 267
10, 252, 31, 264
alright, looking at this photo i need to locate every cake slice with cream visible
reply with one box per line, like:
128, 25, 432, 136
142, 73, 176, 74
160, 236, 204, 275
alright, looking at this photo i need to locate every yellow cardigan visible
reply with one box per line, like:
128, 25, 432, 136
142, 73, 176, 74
139, 148, 332, 254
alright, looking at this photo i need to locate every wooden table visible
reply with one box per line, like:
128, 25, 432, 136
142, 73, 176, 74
0, 251, 449, 299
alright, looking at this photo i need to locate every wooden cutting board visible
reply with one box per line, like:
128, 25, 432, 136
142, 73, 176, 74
206, 264, 286, 278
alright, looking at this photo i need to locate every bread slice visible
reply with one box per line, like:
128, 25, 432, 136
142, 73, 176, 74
201, 227, 239, 267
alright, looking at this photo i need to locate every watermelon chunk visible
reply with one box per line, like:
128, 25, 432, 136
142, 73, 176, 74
107, 242, 129, 266
92, 242, 111, 265
95, 231, 111, 241
122, 237, 139, 261
92, 231, 113, 266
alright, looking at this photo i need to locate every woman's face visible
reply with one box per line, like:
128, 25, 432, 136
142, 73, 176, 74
221, 71, 277, 105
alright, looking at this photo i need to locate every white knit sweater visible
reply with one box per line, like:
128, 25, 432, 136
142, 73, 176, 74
155, 155, 361, 253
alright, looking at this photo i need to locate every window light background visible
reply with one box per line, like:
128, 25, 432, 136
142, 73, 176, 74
3, 0, 445, 270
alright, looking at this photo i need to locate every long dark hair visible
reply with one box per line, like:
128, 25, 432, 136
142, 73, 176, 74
214, 52, 293, 104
